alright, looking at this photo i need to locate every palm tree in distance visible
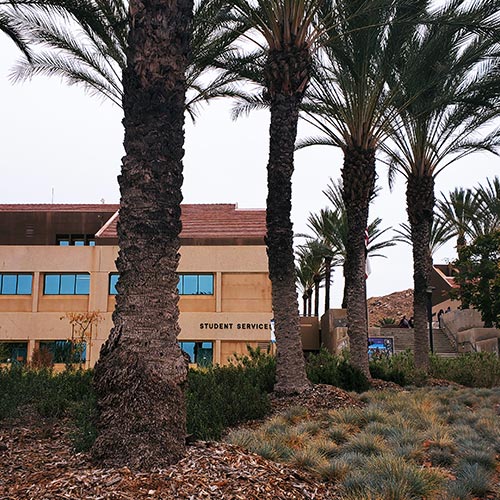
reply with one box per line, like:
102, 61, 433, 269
437, 178, 500, 250
295, 243, 325, 316
436, 187, 480, 250
297, 0, 428, 377
300, 179, 396, 312
475, 177, 500, 234
383, 0, 500, 371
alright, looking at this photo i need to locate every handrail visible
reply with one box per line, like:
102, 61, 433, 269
440, 320, 458, 351
458, 340, 478, 353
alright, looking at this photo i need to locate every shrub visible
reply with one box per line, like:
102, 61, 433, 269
375, 317, 396, 327
230, 345, 276, 393
369, 350, 433, 386
187, 364, 271, 440
306, 349, 370, 392
430, 352, 500, 388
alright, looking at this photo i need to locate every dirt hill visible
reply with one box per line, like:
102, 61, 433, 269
367, 289, 414, 326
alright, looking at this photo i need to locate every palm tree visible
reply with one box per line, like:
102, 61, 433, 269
383, 1, 500, 370
0, 9, 32, 59
89, 0, 194, 468
393, 219, 456, 258
436, 187, 480, 250
437, 178, 500, 251
302, 180, 396, 311
475, 177, 500, 234
298, 0, 425, 377
227, 0, 332, 395
295, 243, 324, 316
2, 0, 239, 114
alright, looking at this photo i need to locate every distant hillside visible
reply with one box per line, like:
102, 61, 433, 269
367, 289, 414, 326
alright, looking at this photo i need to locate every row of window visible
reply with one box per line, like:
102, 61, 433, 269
0, 340, 86, 364
56, 234, 96, 246
0, 273, 214, 296
1, 340, 211, 366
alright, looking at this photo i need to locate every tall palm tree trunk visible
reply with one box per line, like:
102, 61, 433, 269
266, 92, 309, 395
92, 0, 193, 469
324, 255, 332, 312
342, 145, 376, 378
407, 173, 434, 372
314, 276, 320, 317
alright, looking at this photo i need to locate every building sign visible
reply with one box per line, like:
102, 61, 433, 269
200, 322, 272, 331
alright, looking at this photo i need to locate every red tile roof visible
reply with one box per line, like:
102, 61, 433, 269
0, 204, 119, 212
96, 204, 266, 241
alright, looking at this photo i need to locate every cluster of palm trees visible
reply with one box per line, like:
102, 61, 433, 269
2, 0, 499, 467
296, 179, 395, 316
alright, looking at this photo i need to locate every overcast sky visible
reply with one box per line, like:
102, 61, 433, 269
1, 35, 498, 307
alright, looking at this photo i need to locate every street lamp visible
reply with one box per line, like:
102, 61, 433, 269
426, 286, 435, 354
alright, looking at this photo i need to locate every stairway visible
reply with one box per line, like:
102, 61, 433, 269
432, 328, 458, 358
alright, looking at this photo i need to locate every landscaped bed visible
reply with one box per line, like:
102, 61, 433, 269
1, 351, 499, 499
1, 383, 499, 499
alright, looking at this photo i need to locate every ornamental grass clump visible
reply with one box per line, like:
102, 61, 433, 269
449, 462, 494, 498
340, 455, 443, 500
229, 387, 499, 499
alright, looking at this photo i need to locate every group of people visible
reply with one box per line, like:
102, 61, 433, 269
398, 306, 452, 329
398, 315, 414, 328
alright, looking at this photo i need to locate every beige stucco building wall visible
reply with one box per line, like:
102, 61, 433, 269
0, 244, 274, 367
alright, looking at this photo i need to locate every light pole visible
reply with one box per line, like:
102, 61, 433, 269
426, 286, 435, 354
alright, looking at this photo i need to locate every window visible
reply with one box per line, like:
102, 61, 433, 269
109, 273, 119, 295
39, 340, 86, 363
44, 273, 90, 295
0, 274, 32, 295
0, 342, 28, 363
56, 234, 96, 246
108, 273, 214, 295
179, 341, 213, 367
177, 274, 214, 295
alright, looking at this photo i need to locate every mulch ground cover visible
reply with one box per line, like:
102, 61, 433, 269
1, 381, 497, 499
0, 385, 354, 500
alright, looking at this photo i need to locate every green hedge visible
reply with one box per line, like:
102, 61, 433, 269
369, 350, 500, 388
306, 349, 371, 392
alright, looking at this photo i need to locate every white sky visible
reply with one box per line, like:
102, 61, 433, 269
1, 36, 498, 306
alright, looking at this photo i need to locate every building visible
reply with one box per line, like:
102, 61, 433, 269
0, 203, 279, 368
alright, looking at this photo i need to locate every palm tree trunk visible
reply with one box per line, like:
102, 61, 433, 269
407, 173, 434, 372
266, 92, 309, 395
341, 145, 376, 378
92, 0, 193, 469
314, 276, 320, 317
324, 255, 332, 313
302, 293, 308, 316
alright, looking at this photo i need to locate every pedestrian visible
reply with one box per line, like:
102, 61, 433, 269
399, 315, 410, 328
437, 309, 444, 327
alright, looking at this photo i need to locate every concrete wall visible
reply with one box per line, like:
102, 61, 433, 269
442, 309, 484, 333
321, 309, 348, 354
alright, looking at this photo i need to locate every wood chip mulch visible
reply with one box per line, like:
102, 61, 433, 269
270, 383, 365, 418
1, 385, 360, 499
0, 422, 340, 499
